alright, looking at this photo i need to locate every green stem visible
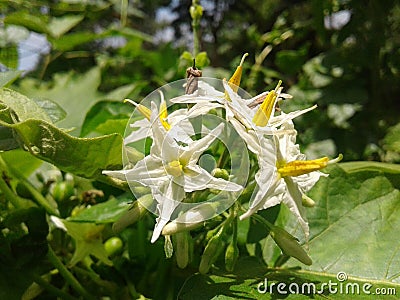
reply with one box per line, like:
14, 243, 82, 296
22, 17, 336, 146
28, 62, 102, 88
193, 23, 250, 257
250, 213, 274, 230
0, 156, 59, 216
120, 0, 128, 27
47, 246, 96, 300
192, 22, 200, 57
190, 0, 203, 57
32, 274, 76, 300
0, 175, 24, 208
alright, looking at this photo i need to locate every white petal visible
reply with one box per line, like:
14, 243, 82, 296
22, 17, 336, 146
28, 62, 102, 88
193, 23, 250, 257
151, 179, 185, 243
124, 126, 151, 144
183, 165, 243, 192
269, 105, 317, 128
104, 155, 168, 187
149, 102, 179, 161
283, 177, 309, 240
180, 123, 224, 165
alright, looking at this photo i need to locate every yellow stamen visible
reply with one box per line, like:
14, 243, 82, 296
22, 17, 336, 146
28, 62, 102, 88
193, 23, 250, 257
124, 99, 151, 120
165, 160, 183, 177
277, 154, 343, 177
252, 80, 282, 127
158, 91, 171, 130
228, 53, 248, 92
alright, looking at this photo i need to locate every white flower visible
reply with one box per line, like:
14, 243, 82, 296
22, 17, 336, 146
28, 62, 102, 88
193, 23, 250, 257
240, 120, 342, 240
124, 90, 222, 144
103, 102, 242, 243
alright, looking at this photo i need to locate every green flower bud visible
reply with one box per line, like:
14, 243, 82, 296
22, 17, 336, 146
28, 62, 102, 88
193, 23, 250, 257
190, 1, 203, 21
269, 225, 312, 266
112, 194, 153, 233
199, 227, 225, 274
225, 241, 239, 272
104, 237, 123, 257
174, 232, 191, 269
302, 194, 316, 207
51, 181, 75, 202
124, 146, 145, 164
211, 168, 230, 181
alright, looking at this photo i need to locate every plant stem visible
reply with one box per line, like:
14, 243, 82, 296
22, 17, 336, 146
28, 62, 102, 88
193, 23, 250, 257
190, 0, 203, 57
32, 274, 76, 300
47, 245, 96, 300
0, 156, 59, 216
0, 175, 23, 208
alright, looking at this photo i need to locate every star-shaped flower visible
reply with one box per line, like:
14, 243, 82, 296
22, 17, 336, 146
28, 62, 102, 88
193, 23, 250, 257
50, 216, 112, 266
103, 102, 242, 242
239, 120, 342, 240
124, 91, 221, 144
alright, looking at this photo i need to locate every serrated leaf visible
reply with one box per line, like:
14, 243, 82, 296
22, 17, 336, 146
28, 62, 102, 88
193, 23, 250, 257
68, 196, 132, 223
0, 118, 122, 180
48, 15, 84, 38
0, 70, 21, 87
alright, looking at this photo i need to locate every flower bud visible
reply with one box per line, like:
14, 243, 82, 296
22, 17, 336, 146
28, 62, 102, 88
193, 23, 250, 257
302, 194, 316, 207
190, 1, 203, 21
104, 237, 123, 257
112, 194, 153, 233
225, 241, 239, 272
124, 146, 144, 164
269, 225, 312, 265
162, 202, 221, 235
174, 232, 191, 269
211, 168, 230, 181
199, 227, 225, 274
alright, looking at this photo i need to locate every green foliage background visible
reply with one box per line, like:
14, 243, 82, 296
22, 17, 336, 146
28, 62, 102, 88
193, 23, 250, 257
0, 0, 399, 299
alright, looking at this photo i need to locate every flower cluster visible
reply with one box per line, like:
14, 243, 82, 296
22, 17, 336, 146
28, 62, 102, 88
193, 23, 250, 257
103, 53, 342, 265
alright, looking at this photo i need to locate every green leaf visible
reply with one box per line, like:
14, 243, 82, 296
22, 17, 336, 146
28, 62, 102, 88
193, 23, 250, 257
179, 258, 400, 299
4, 12, 49, 34
0, 118, 123, 180
81, 101, 132, 137
0, 125, 18, 151
0, 88, 52, 123
340, 161, 400, 174
48, 15, 84, 38
0, 46, 18, 69
275, 49, 307, 75
0, 70, 21, 88
68, 195, 132, 223
285, 165, 400, 284
0, 149, 42, 176
195, 52, 210, 68
32, 98, 67, 123
51, 32, 99, 51
383, 122, 400, 153
18, 67, 134, 135
247, 205, 281, 243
